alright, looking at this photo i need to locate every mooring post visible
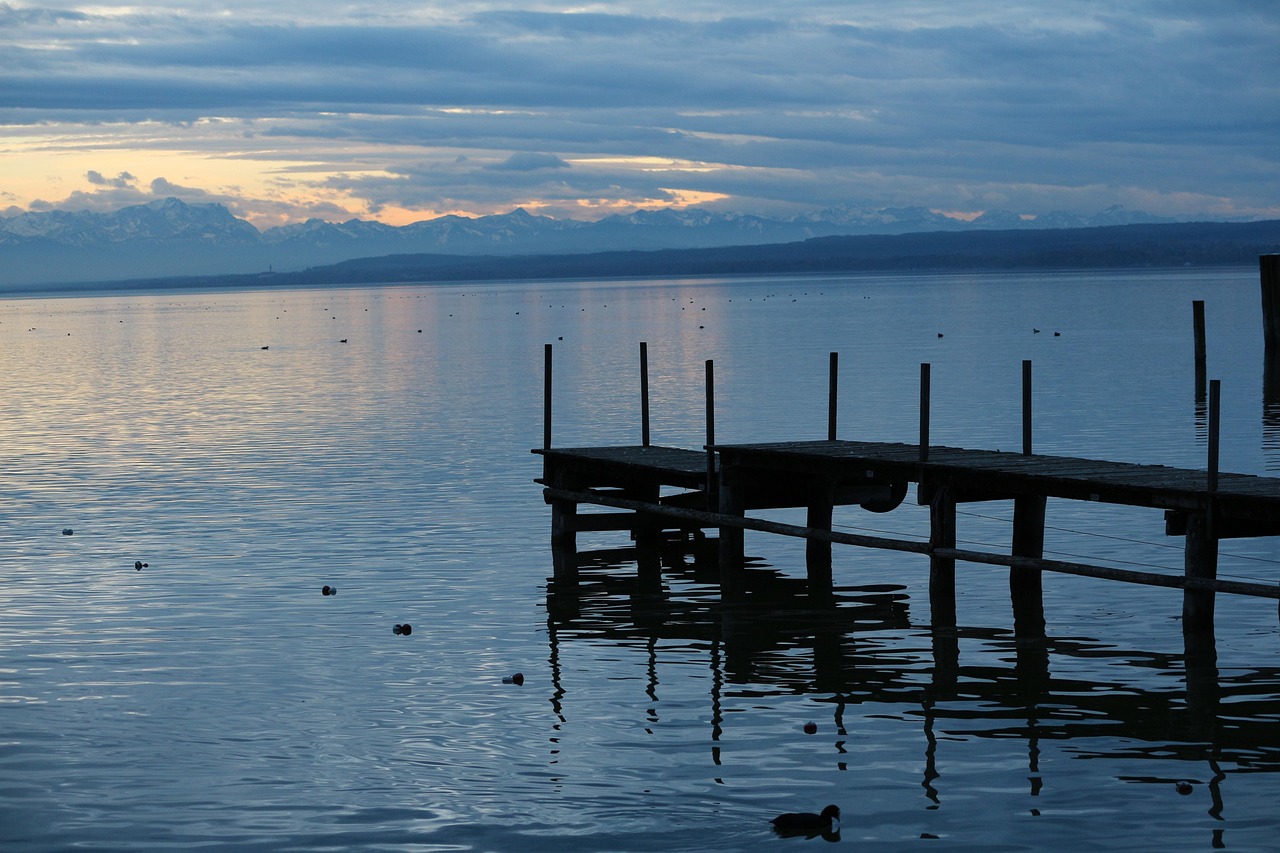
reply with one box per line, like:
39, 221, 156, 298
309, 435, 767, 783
917, 363, 932, 505
640, 341, 651, 447
543, 343, 553, 450
929, 484, 957, 627
634, 484, 663, 593
705, 359, 716, 501
1207, 379, 1220, 493
548, 464, 580, 580
806, 479, 835, 602
1021, 359, 1033, 456
1184, 379, 1221, 632
717, 462, 747, 602
1193, 300, 1207, 402
828, 352, 839, 441
920, 363, 931, 463
1183, 510, 1218, 633
1012, 359, 1046, 635
1263, 255, 1280, 391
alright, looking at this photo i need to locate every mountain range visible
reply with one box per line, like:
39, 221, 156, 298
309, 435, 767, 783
0, 196, 1228, 288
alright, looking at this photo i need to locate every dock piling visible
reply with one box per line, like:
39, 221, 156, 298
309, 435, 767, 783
543, 343, 553, 450
919, 363, 931, 465
1012, 359, 1046, 635
1185, 379, 1222, 632
806, 480, 835, 602
640, 342, 651, 447
705, 359, 716, 501
1263, 255, 1280, 390
1193, 300, 1207, 402
929, 485, 957, 627
828, 352, 839, 441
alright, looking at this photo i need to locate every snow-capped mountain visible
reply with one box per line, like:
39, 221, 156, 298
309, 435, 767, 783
0, 197, 1187, 287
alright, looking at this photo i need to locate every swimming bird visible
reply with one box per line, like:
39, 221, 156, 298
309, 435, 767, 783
770, 804, 840, 838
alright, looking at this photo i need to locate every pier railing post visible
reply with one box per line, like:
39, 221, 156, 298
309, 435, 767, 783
919, 363, 931, 464
1193, 300, 1207, 402
640, 342, 651, 447
929, 485, 957, 627
1263, 255, 1280, 391
917, 363, 932, 505
1185, 379, 1221, 633
828, 352, 839, 441
1012, 359, 1046, 635
705, 359, 716, 501
545, 343, 555, 450
718, 462, 746, 602
806, 480, 835, 602
1207, 379, 1220, 493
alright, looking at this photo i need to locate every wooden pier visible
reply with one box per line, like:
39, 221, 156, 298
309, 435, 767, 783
537, 435, 1280, 628
535, 265, 1280, 634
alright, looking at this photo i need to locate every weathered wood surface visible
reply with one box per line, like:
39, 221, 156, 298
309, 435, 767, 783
534, 445, 709, 490
537, 440, 1280, 526
713, 440, 1280, 526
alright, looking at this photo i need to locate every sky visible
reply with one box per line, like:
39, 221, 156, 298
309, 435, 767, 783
1, 0, 1278, 229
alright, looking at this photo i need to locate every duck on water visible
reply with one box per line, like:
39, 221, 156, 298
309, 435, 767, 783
770, 804, 840, 839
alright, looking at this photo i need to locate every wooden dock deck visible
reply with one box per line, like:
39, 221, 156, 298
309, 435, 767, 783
534, 438, 1280, 632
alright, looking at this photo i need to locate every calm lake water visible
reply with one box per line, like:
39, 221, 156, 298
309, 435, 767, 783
1, 267, 1277, 851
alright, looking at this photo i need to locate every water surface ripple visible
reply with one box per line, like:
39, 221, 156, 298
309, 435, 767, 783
1, 269, 1277, 851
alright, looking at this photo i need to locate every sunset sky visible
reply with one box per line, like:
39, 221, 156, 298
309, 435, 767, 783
2, 1, 1277, 229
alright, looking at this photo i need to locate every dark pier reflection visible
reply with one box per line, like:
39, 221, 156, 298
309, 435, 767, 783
546, 541, 1280, 838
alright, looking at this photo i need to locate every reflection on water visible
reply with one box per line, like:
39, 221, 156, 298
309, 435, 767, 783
548, 538, 1280, 849
2, 270, 1279, 852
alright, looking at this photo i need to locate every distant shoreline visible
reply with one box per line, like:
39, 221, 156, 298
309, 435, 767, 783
2, 219, 1276, 298
0, 263, 1262, 303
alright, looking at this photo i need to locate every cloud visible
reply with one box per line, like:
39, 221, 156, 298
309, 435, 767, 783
486, 152, 570, 172
86, 170, 138, 188
0, 2, 1277, 223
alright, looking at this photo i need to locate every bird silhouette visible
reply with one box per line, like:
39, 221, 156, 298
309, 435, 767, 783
770, 804, 840, 839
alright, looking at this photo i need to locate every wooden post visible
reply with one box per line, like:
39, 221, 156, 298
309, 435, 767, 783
640, 342, 651, 447
543, 343, 553, 450
1011, 498, 1047, 635
929, 485, 957, 627
1021, 359, 1033, 456
1012, 359, 1046, 635
1183, 510, 1218, 632
1193, 301, 1207, 402
1185, 379, 1220, 632
828, 352, 839, 441
806, 480, 835, 602
1207, 379, 1220, 493
717, 463, 746, 602
549, 466, 579, 582
919, 363, 931, 464
634, 483, 663, 593
917, 363, 932, 505
1263, 255, 1280, 391
705, 359, 716, 501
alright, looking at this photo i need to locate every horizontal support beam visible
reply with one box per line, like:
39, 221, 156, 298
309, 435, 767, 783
543, 486, 930, 555
568, 512, 649, 532
1164, 510, 1280, 539
543, 486, 1280, 601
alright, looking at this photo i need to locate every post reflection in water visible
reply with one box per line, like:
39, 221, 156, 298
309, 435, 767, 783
544, 538, 1280, 848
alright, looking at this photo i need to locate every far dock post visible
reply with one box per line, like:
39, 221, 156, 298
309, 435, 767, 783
1183, 379, 1221, 632
1263, 255, 1280, 391
828, 352, 839, 441
1193, 300, 1207, 402
919, 363, 957, 626
640, 342, 651, 447
1011, 360, 1047, 636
